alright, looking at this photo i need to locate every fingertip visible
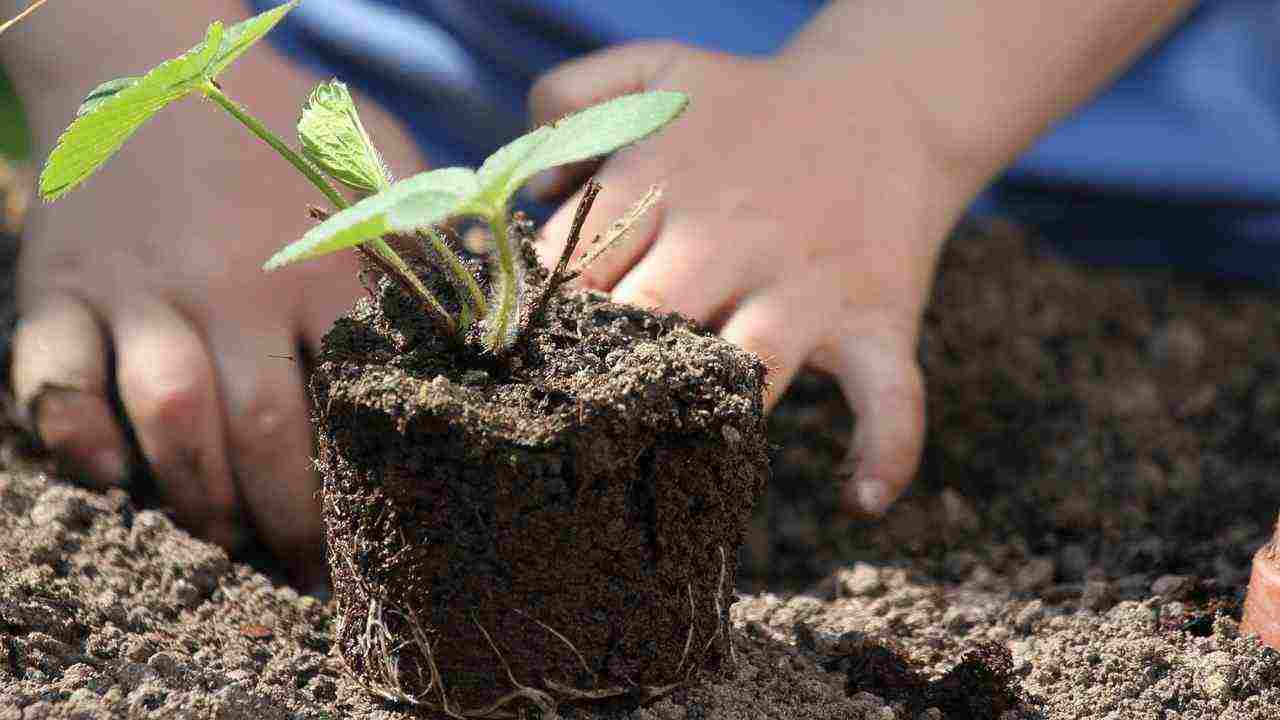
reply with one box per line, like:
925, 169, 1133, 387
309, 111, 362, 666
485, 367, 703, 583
30, 386, 132, 488
828, 339, 927, 518
11, 294, 131, 488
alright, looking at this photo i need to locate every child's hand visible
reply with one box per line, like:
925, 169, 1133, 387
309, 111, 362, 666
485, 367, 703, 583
528, 43, 980, 516
529, 0, 1194, 516
5, 0, 424, 584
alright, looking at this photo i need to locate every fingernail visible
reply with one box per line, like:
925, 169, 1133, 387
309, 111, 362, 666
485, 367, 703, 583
854, 477, 891, 516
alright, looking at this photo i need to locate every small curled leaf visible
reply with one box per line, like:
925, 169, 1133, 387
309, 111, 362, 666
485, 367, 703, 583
298, 80, 391, 194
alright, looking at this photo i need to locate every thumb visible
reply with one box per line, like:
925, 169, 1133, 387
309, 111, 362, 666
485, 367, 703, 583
526, 41, 687, 199
825, 334, 927, 518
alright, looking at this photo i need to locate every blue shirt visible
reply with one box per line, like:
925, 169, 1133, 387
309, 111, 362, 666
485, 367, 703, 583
254, 0, 1280, 281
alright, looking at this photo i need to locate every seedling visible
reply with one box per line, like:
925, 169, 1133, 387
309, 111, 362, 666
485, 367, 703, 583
39, 0, 687, 352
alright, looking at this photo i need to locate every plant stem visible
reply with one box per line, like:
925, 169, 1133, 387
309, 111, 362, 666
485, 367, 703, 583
482, 209, 523, 352
420, 229, 487, 326
202, 81, 348, 211
207, 82, 456, 334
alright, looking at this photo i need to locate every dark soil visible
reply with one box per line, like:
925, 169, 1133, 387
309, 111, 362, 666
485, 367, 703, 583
312, 228, 768, 712
4, 219, 1280, 718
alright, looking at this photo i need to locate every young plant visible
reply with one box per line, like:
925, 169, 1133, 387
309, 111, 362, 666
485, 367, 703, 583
39, 0, 688, 353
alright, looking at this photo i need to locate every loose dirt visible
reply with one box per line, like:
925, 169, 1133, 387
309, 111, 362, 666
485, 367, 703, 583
3, 220, 1280, 718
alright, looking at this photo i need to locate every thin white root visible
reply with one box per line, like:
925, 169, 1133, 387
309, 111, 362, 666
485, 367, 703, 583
573, 184, 663, 274
675, 582, 696, 677
700, 546, 733, 666
511, 607, 596, 681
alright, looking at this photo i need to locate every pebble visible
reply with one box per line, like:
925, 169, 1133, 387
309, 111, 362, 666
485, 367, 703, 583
1150, 574, 1194, 599
1195, 650, 1237, 701
1013, 555, 1056, 593
839, 563, 884, 597
1015, 600, 1045, 633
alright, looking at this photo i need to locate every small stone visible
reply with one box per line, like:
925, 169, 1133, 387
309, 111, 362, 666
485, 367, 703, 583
170, 580, 201, 609
839, 563, 884, 597
1213, 615, 1240, 640
1150, 318, 1205, 371
938, 488, 980, 533
28, 487, 96, 529
942, 605, 980, 632
1196, 651, 1236, 701
1013, 556, 1056, 593
721, 425, 742, 444
1151, 574, 1194, 600
146, 651, 183, 677
1015, 600, 1044, 633
1080, 581, 1114, 611
1106, 600, 1158, 631
121, 636, 156, 663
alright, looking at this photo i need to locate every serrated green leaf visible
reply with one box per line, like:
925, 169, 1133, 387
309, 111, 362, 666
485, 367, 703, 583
77, 77, 141, 118
208, 0, 300, 79
477, 91, 688, 206
298, 80, 390, 194
39, 23, 224, 200
264, 167, 481, 270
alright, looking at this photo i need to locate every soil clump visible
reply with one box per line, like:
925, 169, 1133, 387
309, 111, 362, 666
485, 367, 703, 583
313, 232, 768, 710
4, 220, 1280, 718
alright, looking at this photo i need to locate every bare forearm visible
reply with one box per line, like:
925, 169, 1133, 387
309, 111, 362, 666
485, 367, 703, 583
783, 0, 1198, 182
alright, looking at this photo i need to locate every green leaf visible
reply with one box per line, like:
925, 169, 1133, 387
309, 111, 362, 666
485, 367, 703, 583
207, 0, 300, 79
0, 64, 32, 162
298, 80, 391, 194
264, 167, 481, 270
477, 91, 688, 206
76, 77, 141, 118
38, 23, 224, 200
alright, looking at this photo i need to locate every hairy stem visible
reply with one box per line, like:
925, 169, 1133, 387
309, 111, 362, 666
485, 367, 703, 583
482, 208, 523, 351
420, 229, 487, 327
206, 82, 456, 334
203, 81, 349, 210
306, 207, 456, 336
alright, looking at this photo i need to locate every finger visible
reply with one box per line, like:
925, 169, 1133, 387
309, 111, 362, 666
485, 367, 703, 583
526, 41, 687, 199
207, 321, 324, 584
112, 297, 241, 550
10, 293, 130, 486
536, 172, 664, 287
821, 332, 926, 518
610, 212, 760, 325
718, 288, 819, 413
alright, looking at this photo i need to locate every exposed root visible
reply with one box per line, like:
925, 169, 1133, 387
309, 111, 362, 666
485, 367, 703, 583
675, 582, 696, 677
571, 184, 663, 277
470, 612, 560, 718
511, 607, 595, 680
330, 538, 737, 716
699, 546, 734, 670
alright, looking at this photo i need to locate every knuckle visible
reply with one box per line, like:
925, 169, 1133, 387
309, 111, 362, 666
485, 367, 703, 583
225, 394, 303, 456
128, 367, 213, 434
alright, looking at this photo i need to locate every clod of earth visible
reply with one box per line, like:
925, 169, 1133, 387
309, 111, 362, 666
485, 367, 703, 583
311, 223, 769, 715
